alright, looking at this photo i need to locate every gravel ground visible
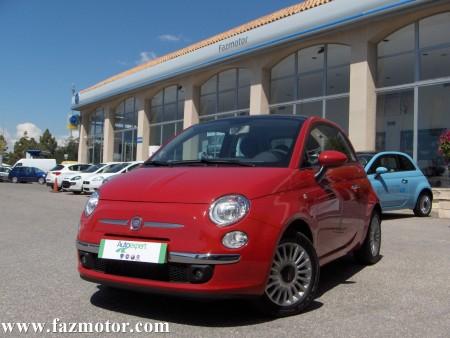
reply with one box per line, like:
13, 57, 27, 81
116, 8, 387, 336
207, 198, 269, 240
0, 182, 449, 337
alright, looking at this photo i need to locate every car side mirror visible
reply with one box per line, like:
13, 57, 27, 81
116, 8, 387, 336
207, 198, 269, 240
315, 150, 348, 178
375, 166, 388, 178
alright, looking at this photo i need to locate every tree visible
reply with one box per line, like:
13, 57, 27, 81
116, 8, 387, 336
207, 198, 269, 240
39, 129, 58, 157
0, 134, 7, 164
7, 131, 39, 165
55, 137, 79, 163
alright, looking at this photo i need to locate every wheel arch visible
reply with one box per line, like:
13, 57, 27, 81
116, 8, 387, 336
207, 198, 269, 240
282, 218, 314, 246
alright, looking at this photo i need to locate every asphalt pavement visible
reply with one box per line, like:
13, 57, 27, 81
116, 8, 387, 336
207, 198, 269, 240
0, 182, 449, 337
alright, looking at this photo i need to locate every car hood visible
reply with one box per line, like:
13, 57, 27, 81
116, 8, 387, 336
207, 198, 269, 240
99, 166, 296, 203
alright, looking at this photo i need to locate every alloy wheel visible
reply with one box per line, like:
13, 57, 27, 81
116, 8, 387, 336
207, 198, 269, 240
369, 216, 381, 257
420, 195, 431, 215
265, 242, 312, 307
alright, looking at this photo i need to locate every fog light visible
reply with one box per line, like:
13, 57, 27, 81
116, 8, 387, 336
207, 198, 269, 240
222, 231, 248, 249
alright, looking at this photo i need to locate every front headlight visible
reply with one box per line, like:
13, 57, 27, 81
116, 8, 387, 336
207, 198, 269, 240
209, 195, 250, 227
71, 176, 81, 181
92, 176, 104, 182
84, 191, 99, 216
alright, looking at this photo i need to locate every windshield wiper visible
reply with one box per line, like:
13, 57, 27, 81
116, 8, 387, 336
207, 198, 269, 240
143, 160, 173, 167
165, 159, 256, 167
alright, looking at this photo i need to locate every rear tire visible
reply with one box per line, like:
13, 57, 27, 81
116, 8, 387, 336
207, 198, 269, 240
38, 177, 45, 185
258, 233, 320, 317
73, 191, 81, 195
355, 212, 381, 265
413, 192, 432, 217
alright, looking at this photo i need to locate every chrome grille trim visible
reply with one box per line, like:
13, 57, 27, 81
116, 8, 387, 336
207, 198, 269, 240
76, 241, 240, 264
99, 219, 128, 225
144, 222, 184, 229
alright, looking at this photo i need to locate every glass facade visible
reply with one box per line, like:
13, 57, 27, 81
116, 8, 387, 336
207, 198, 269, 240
113, 97, 137, 161
199, 68, 250, 121
87, 108, 104, 164
269, 44, 351, 133
376, 12, 450, 187
149, 85, 184, 146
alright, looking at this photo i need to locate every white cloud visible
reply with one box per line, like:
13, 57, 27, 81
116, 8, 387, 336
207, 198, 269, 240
158, 34, 182, 42
16, 122, 42, 140
136, 51, 157, 64
56, 129, 79, 147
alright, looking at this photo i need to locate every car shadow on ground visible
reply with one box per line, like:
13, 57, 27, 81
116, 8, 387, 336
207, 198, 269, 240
89, 255, 372, 326
382, 212, 416, 221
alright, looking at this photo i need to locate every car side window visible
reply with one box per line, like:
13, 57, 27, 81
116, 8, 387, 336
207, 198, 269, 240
301, 124, 356, 168
368, 155, 399, 174
398, 155, 415, 171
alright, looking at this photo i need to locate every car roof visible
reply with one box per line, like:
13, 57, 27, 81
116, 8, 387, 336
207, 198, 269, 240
199, 115, 308, 124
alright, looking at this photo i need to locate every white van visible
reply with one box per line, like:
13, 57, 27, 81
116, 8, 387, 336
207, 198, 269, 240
13, 159, 57, 173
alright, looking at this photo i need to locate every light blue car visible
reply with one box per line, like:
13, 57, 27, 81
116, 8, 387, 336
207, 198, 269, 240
357, 151, 433, 217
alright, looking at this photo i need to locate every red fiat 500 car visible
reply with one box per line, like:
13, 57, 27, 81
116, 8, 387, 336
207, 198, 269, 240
77, 116, 381, 317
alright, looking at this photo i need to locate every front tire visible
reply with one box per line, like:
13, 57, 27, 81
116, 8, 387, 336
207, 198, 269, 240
259, 233, 319, 317
11, 177, 18, 183
38, 177, 45, 185
355, 212, 381, 265
413, 192, 432, 217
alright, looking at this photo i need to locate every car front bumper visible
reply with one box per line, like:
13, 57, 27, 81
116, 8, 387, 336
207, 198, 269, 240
83, 181, 101, 193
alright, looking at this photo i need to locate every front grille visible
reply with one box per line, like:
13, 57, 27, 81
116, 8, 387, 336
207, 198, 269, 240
83, 181, 89, 185
62, 181, 71, 188
80, 251, 197, 283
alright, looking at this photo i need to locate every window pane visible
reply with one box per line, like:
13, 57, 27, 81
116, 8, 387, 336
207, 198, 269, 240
238, 69, 251, 87
150, 125, 161, 146
326, 97, 349, 134
377, 53, 415, 87
177, 101, 184, 120
298, 45, 324, 74
376, 90, 414, 156
327, 44, 350, 68
163, 103, 177, 122
420, 46, 450, 80
164, 86, 177, 104
270, 77, 295, 104
177, 86, 185, 101
237, 85, 250, 110
175, 121, 184, 135
328, 64, 350, 95
150, 106, 163, 123
201, 76, 217, 95
271, 54, 295, 79
162, 123, 176, 144
418, 83, 450, 187
200, 94, 216, 115
152, 91, 163, 107
219, 69, 237, 91
218, 90, 236, 112
125, 97, 135, 114
378, 24, 415, 57
419, 12, 450, 49
296, 101, 322, 118
114, 101, 125, 130
113, 132, 122, 161
270, 105, 294, 115
298, 72, 323, 99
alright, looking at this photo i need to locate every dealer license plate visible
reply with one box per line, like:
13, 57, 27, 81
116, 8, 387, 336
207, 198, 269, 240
98, 239, 167, 264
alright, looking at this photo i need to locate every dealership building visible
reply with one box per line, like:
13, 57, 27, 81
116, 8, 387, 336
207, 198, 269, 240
72, 0, 450, 216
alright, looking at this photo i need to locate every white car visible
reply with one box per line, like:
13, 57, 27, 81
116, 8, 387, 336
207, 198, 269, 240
82, 161, 143, 193
46, 163, 91, 189
61, 163, 111, 194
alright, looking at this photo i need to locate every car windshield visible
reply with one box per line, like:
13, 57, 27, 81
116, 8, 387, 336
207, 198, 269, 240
149, 117, 304, 167
357, 153, 375, 167
83, 164, 104, 173
102, 163, 130, 173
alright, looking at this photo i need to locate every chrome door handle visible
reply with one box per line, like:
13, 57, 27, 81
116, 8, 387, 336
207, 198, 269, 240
401, 179, 408, 184
351, 184, 360, 192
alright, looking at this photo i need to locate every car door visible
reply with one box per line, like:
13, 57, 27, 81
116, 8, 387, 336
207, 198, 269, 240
300, 123, 361, 258
367, 154, 408, 209
397, 154, 420, 207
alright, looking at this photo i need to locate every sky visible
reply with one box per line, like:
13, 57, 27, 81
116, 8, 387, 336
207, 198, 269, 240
0, 0, 300, 149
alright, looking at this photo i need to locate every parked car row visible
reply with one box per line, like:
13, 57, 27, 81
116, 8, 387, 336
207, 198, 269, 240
1, 160, 143, 195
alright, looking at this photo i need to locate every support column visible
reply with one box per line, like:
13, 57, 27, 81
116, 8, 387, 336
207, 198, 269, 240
249, 64, 270, 115
77, 111, 89, 163
183, 79, 200, 129
348, 41, 377, 152
136, 95, 150, 161
102, 105, 114, 163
